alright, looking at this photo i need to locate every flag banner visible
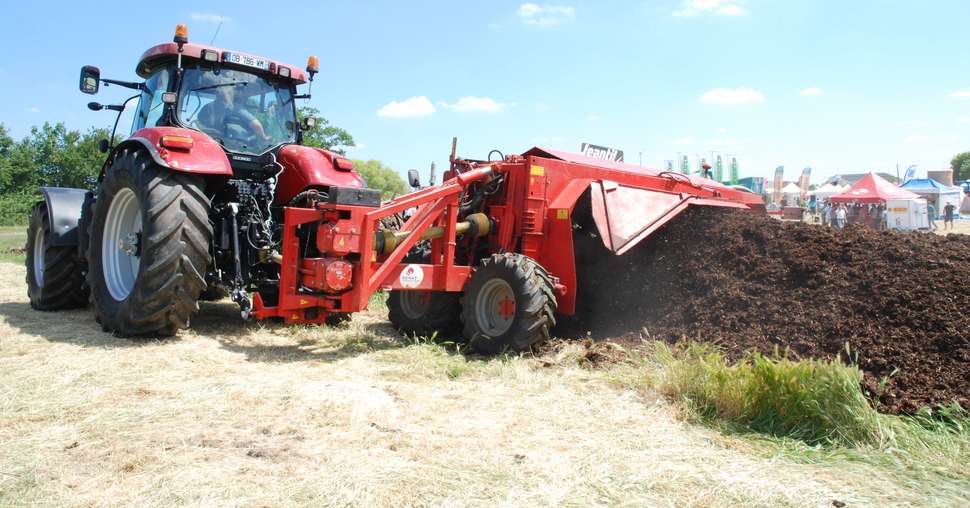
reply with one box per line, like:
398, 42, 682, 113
698, 156, 708, 175
904, 165, 917, 182
715, 154, 724, 182
773, 166, 784, 206
680, 154, 690, 174
580, 143, 624, 162
729, 156, 739, 185
799, 167, 812, 201
664, 160, 674, 172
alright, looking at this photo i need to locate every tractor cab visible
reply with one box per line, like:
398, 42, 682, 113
132, 42, 310, 159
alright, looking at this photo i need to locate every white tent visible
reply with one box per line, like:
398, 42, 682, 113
811, 183, 842, 201
900, 178, 963, 218
781, 182, 803, 206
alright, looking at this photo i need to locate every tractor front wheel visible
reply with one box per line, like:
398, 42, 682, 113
461, 253, 557, 354
87, 149, 212, 336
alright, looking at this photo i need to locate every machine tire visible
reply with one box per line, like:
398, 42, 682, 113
461, 253, 557, 354
387, 249, 461, 337
325, 313, 352, 327
388, 290, 461, 337
87, 148, 212, 336
25, 203, 88, 310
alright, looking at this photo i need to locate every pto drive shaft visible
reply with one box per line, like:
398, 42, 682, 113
373, 212, 491, 256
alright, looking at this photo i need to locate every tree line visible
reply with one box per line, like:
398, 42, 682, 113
0, 108, 406, 225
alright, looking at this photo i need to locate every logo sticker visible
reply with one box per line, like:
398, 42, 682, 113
399, 264, 424, 288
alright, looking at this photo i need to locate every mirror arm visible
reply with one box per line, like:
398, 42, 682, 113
101, 78, 149, 93
107, 94, 141, 152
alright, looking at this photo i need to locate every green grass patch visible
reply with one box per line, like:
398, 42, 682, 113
629, 341, 970, 493
651, 342, 884, 446
0, 226, 26, 264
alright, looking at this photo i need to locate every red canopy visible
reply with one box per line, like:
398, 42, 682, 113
830, 172, 920, 203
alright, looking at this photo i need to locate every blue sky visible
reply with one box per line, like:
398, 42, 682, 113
2, 0, 969, 183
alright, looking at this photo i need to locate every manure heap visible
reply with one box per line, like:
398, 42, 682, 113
565, 207, 970, 414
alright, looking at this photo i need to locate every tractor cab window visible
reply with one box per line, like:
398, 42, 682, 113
131, 66, 173, 133
176, 65, 296, 155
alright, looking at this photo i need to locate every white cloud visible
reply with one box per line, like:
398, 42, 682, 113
948, 90, 970, 99
698, 87, 764, 105
487, 23, 502, 29
960, 117, 970, 124
586, 114, 601, 121
534, 102, 551, 112
377, 96, 436, 118
904, 134, 927, 144
797, 87, 823, 96
672, 137, 696, 145
440, 96, 506, 113
897, 120, 926, 128
674, 0, 746, 17
716, 127, 728, 133
189, 12, 230, 23
347, 143, 367, 151
27, 107, 40, 113
518, 3, 575, 26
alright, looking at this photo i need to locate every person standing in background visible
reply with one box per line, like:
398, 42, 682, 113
944, 202, 956, 231
928, 202, 938, 230
835, 204, 847, 229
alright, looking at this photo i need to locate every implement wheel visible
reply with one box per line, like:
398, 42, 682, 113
87, 148, 212, 336
461, 253, 557, 354
25, 203, 88, 310
388, 289, 461, 337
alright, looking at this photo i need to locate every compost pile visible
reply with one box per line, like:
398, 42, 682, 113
562, 207, 970, 414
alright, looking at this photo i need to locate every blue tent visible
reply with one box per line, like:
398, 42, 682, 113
901, 178, 963, 217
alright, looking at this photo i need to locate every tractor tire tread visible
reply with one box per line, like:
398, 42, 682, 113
88, 149, 212, 337
26, 203, 88, 310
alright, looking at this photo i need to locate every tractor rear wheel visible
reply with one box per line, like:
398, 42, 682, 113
25, 203, 88, 310
87, 149, 212, 336
461, 253, 557, 354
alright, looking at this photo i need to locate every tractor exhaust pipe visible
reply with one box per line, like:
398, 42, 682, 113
374, 212, 491, 256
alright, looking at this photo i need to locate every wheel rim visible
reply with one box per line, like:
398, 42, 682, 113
102, 188, 142, 301
399, 291, 431, 319
33, 226, 45, 286
475, 279, 516, 337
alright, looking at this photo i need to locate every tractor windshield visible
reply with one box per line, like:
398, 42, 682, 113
177, 66, 296, 155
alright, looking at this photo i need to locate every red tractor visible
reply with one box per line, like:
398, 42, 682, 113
28, 25, 764, 352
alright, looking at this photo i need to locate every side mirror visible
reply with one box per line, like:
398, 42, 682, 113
80, 65, 100, 95
98, 139, 110, 153
407, 169, 421, 188
303, 116, 317, 130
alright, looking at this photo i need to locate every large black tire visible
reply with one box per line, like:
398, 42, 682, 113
387, 248, 461, 337
461, 253, 557, 354
87, 149, 212, 336
25, 203, 88, 310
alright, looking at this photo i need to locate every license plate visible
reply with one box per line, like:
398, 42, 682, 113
222, 51, 270, 71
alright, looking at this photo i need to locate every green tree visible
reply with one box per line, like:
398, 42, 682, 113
352, 159, 408, 199
951, 152, 970, 182
297, 106, 354, 154
0, 122, 109, 195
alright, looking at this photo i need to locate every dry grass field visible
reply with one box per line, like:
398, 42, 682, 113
0, 251, 967, 505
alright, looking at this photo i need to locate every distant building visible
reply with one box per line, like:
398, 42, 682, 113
824, 173, 898, 185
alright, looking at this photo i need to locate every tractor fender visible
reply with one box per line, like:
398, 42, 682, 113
37, 187, 91, 247
116, 127, 233, 176
275, 145, 365, 205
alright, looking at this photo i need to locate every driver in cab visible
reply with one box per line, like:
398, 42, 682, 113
195, 80, 269, 142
